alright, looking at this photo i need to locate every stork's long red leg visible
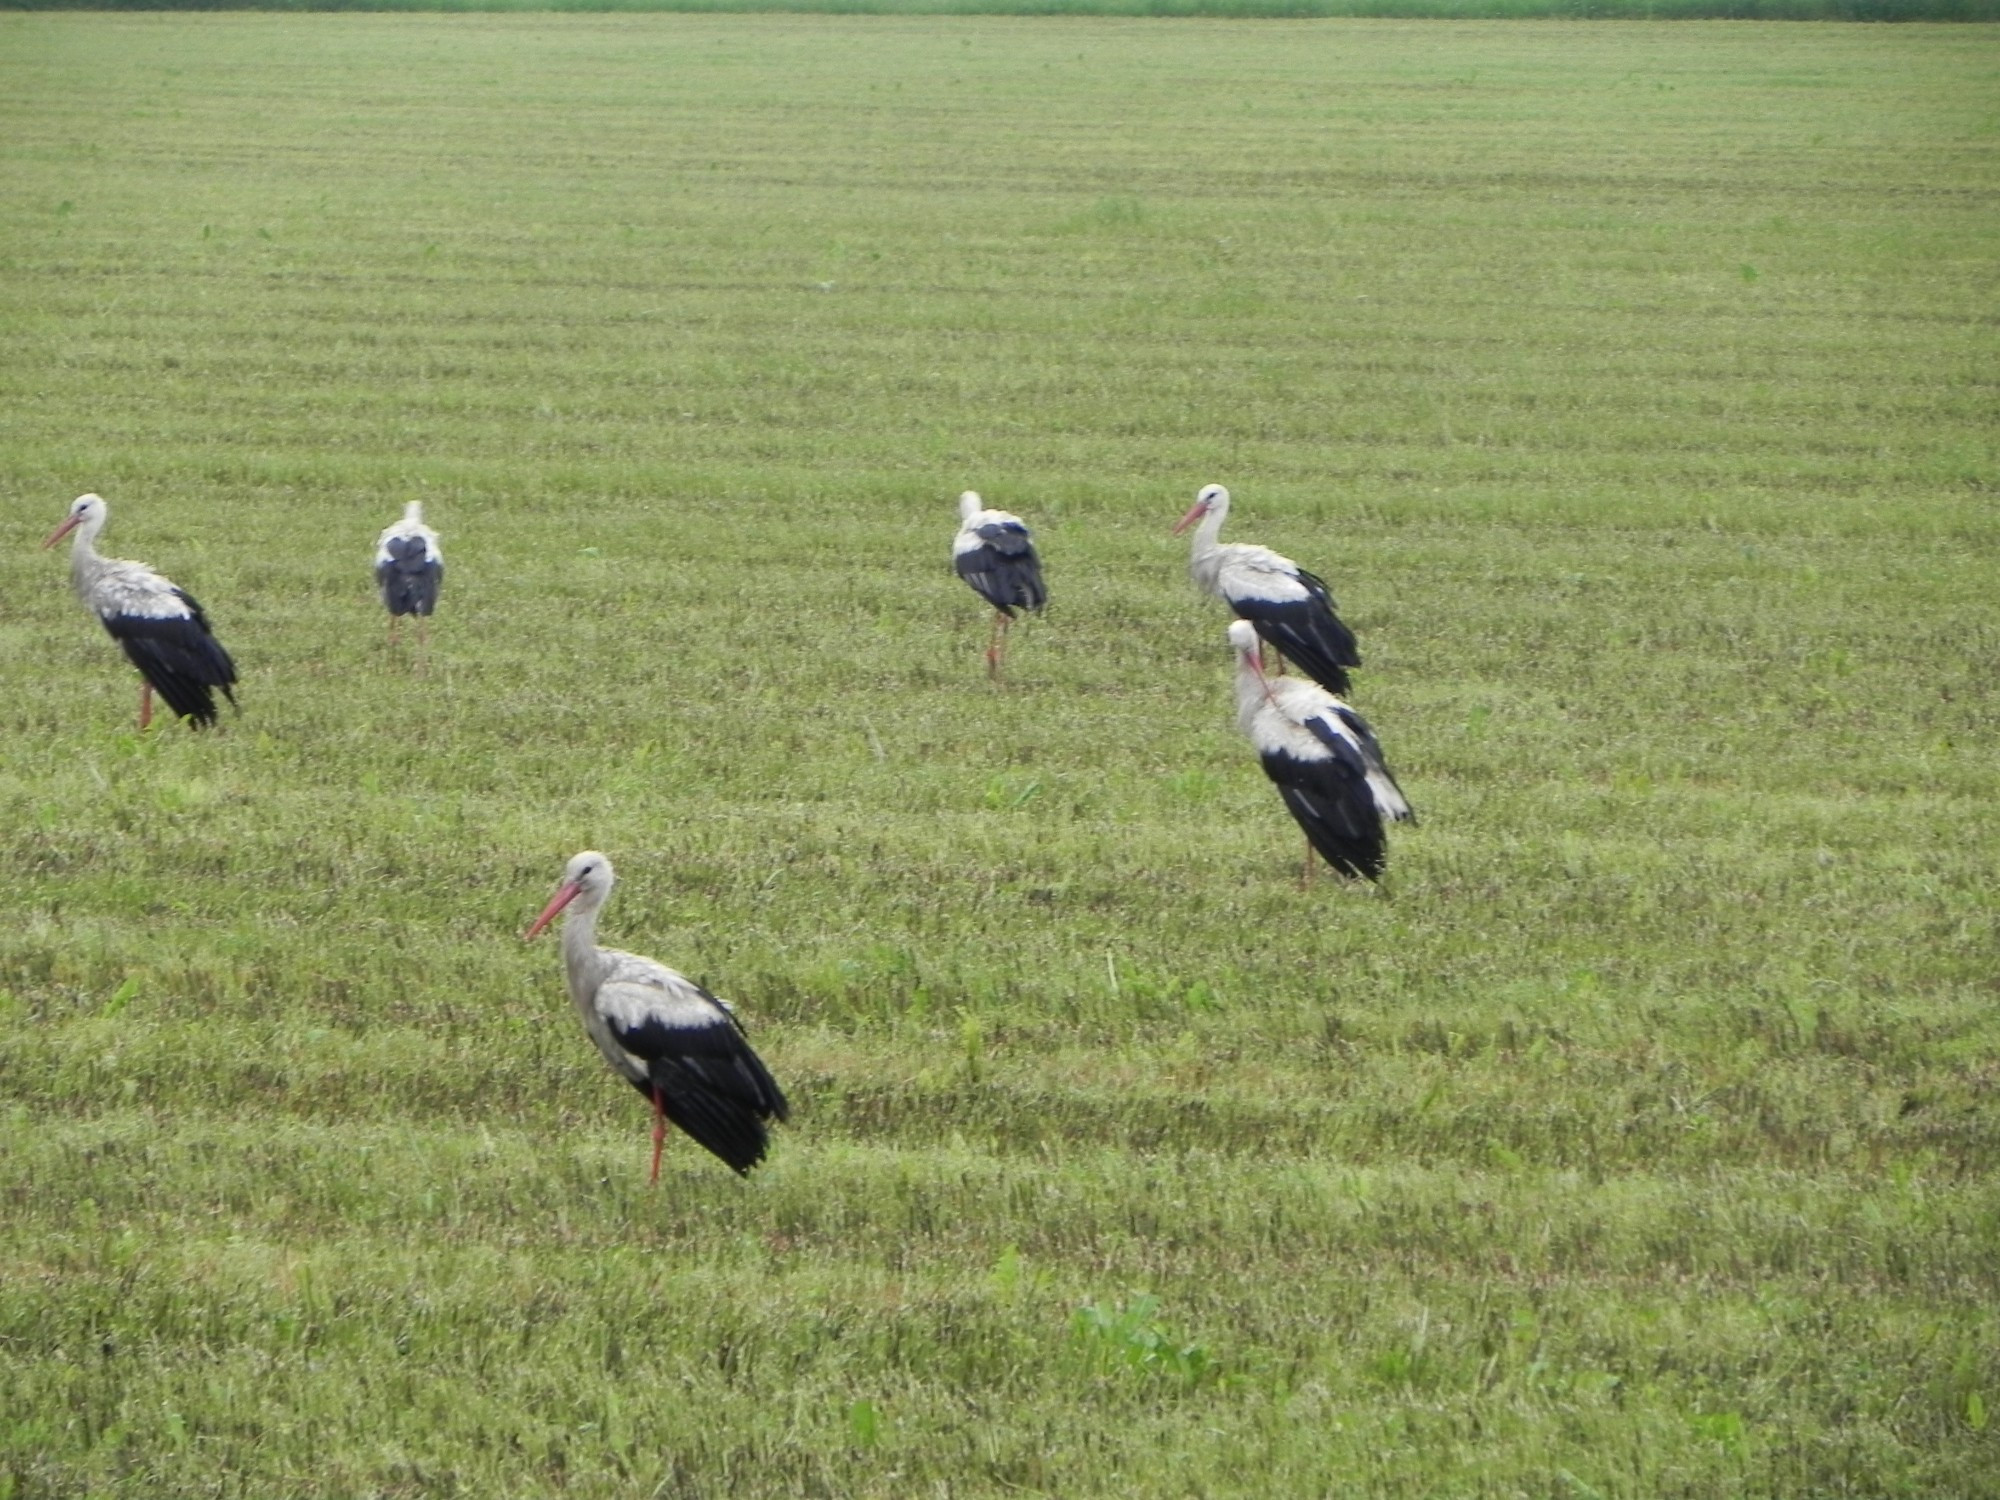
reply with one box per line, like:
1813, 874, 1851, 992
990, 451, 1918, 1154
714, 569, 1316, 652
986, 611, 1011, 680
648, 1085, 667, 1185
138, 682, 153, 730
1302, 836, 1316, 890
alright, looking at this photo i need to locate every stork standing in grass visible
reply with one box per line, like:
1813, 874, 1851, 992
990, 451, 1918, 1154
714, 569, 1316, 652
953, 491, 1046, 679
374, 501, 444, 646
525, 851, 788, 1181
42, 493, 239, 730
1227, 620, 1411, 884
1175, 483, 1361, 695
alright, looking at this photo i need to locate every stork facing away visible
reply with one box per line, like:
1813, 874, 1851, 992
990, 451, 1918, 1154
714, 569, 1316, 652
953, 491, 1047, 679
42, 493, 239, 730
1227, 620, 1411, 884
525, 851, 788, 1180
1175, 483, 1361, 695
374, 501, 444, 645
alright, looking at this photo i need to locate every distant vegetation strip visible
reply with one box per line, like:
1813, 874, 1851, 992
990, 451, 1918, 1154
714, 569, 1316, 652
9, 0, 1998, 21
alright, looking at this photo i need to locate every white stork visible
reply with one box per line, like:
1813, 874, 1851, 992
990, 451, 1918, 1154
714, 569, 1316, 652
1227, 619, 1412, 884
374, 501, 444, 644
524, 851, 788, 1180
953, 490, 1047, 679
1175, 483, 1361, 695
42, 493, 239, 730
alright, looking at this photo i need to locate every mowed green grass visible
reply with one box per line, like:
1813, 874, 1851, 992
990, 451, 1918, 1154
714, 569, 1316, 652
2, 13, 1996, 1497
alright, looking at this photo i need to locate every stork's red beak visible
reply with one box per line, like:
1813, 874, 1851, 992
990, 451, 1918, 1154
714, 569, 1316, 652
524, 881, 581, 940
1171, 499, 1209, 536
42, 515, 83, 549
1239, 638, 1276, 698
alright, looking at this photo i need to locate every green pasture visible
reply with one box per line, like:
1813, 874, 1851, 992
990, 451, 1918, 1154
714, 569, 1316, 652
14, 1, 2000, 25
2, 13, 1997, 1497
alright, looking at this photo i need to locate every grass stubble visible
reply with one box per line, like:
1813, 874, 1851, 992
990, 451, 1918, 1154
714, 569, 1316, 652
22, 0, 2000, 23
0, 12, 1995, 1497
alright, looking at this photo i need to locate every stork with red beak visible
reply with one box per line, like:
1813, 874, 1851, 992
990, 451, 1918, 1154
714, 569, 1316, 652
525, 851, 788, 1181
1227, 620, 1411, 883
1176, 483, 1361, 695
43, 493, 239, 729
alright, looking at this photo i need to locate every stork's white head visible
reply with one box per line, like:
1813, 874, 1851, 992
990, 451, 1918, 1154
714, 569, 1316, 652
524, 850, 617, 940
43, 493, 107, 550
958, 490, 983, 522
562, 849, 615, 892
1173, 483, 1229, 536
1228, 619, 1273, 696
403, 500, 426, 525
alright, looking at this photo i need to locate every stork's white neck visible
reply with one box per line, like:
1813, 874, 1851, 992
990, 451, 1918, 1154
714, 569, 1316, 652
1231, 649, 1270, 733
1187, 499, 1229, 590
64, 511, 111, 592
559, 887, 610, 1007
69, 511, 107, 555
403, 501, 425, 525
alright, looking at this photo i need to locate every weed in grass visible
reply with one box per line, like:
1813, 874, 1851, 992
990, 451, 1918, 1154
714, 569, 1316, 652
1073, 1294, 1220, 1387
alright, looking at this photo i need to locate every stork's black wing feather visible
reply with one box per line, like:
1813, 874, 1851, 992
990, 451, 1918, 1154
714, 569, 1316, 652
612, 998, 789, 1176
646, 1053, 783, 1175
377, 539, 443, 617
1261, 746, 1387, 881
1306, 706, 1415, 825
1297, 713, 1373, 773
102, 597, 238, 727
1232, 566, 1360, 695
974, 520, 1035, 556
1327, 705, 1385, 763
955, 532, 1047, 617
613, 1011, 787, 1115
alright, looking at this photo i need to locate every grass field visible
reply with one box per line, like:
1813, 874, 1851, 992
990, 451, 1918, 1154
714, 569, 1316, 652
17, 1, 2000, 24
2, 13, 1997, 1497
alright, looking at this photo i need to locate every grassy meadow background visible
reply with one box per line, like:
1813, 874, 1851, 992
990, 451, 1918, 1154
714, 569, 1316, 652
13, 1, 2000, 24
3, 13, 1997, 1497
